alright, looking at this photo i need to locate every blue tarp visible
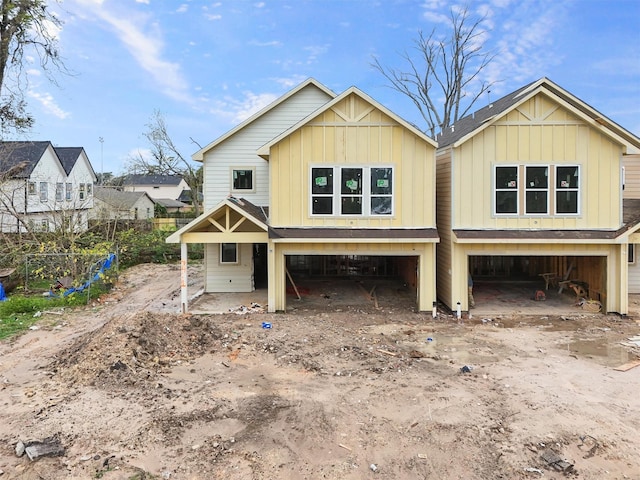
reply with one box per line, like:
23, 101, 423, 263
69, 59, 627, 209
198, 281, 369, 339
0, 282, 6, 302
52, 253, 117, 297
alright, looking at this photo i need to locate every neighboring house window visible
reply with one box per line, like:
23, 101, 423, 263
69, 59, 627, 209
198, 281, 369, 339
40, 182, 48, 202
55, 183, 64, 202
494, 165, 579, 216
220, 243, 238, 264
311, 166, 394, 216
629, 244, 636, 264
65, 183, 72, 201
79, 184, 86, 200
87, 183, 93, 196
134, 208, 139, 219
28, 182, 36, 195
232, 168, 255, 192
41, 219, 48, 231
146, 207, 151, 218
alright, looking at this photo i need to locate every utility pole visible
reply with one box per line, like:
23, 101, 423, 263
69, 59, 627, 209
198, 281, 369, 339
98, 137, 104, 184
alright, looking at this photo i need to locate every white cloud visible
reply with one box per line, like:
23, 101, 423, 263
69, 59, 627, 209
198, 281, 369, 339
204, 14, 222, 21
73, 1, 191, 103
211, 91, 279, 124
28, 90, 70, 119
176, 4, 188, 13
249, 40, 282, 47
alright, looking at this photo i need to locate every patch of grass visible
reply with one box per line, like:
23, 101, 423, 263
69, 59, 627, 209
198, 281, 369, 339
0, 282, 112, 341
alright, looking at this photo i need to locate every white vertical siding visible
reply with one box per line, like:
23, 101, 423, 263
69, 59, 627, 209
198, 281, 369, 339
202, 86, 333, 210
630, 248, 640, 293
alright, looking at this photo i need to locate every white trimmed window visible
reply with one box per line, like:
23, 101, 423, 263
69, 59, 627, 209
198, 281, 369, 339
220, 243, 238, 264
28, 182, 36, 195
65, 183, 72, 201
87, 183, 93, 196
231, 168, 255, 192
494, 164, 579, 216
79, 183, 86, 200
55, 183, 64, 202
629, 244, 635, 264
39, 182, 48, 202
311, 166, 394, 216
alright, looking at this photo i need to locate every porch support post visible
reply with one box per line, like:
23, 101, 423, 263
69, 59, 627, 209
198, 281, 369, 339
180, 242, 188, 313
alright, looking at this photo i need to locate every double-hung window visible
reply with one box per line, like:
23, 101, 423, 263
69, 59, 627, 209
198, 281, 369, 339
39, 182, 48, 202
525, 166, 548, 214
494, 164, 579, 216
311, 166, 394, 216
55, 183, 64, 202
65, 183, 72, 201
555, 166, 579, 214
79, 183, 86, 201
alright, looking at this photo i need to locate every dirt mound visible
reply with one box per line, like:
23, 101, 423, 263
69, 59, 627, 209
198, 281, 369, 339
50, 312, 226, 388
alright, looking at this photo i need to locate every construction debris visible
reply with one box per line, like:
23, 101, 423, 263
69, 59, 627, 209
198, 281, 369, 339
228, 303, 265, 314
15, 437, 65, 461
540, 449, 574, 473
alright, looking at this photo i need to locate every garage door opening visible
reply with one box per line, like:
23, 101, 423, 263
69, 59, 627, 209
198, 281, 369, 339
468, 255, 607, 314
285, 255, 419, 310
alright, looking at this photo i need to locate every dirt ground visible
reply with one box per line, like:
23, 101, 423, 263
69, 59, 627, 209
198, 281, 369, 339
1, 263, 640, 480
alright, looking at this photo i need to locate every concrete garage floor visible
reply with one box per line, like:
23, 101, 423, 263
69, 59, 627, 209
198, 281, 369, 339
188, 276, 592, 317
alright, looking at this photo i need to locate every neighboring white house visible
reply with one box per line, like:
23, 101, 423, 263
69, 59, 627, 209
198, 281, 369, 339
123, 174, 191, 201
91, 186, 156, 220
0, 141, 96, 233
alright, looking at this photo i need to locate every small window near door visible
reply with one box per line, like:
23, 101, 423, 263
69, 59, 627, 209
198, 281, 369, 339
220, 243, 238, 264
629, 244, 636, 264
232, 168, 254, 192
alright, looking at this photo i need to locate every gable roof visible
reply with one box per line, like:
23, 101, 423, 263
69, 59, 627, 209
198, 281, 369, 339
192, 78, 336, 161
257, 86, 437, 158
166, 196, 268, 243
0, 141, 52, 178
54, 147, 84, 175
124, 174, 185, 186
437, 77, 640, 151
94, 186, 154, 209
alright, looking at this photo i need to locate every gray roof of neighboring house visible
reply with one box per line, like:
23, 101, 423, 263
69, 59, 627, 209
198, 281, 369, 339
155, 198, 188, 208
124, 174, 185, 186
54, 147, 84, 175
94, 186, 153, 209
0, 141, 52, 178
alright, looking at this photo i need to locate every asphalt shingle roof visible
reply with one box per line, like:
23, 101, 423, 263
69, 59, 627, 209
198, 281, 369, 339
0, 141, 51, 178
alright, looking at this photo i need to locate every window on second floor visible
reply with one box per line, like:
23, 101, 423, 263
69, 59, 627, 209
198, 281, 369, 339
494, 164, 580, 216
28, 182, 36, 195
87, 183, 93, 196
232, 168, 255, 192
55, 183, 64, 202
311, 166, 394, 216
629, 244, 635, 264
65, 183, 72, 201
40, 182, 48, 202
79, 183, 86, 201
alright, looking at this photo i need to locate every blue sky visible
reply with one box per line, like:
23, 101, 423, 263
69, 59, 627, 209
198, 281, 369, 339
12, 0, 640, 176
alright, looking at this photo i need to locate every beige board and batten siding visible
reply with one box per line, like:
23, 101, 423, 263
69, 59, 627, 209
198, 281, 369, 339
435, 149, 454, 309
624, 154, 640, 293
269, 93, 436, 228
453, 94, 622, 230
201, 85, 334, 210
204, 243, 254, 292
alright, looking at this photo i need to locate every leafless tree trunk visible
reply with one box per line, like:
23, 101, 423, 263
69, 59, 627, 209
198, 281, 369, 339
372, 6, 496, 138
128, 110, 203, 216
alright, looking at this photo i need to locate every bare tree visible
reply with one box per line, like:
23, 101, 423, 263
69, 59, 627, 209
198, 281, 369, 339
128, 110, 203, 216
372, 6, 496, 138
0, 0, 65, 133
